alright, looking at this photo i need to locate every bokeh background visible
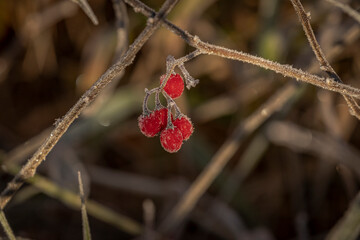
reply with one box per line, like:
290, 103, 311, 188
0, 0, 360, 239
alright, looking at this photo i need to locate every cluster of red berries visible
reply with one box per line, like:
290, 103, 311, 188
138, 74, 194, 153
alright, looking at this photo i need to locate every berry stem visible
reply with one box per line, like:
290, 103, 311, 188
166, 101, 174, 129
142, 88, 158, 115
154, 89, 163, 110
142, 88, 151, 115
178, 63, 199, 90
163, 91, 182, 120
159, 50, 202, 90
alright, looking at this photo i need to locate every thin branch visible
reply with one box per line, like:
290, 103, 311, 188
0, 211, 16, 240
0, 0, 180, 210
325, 0, 360, 25
290, 0, 360, 119
124, 0, 360, 100
70, 0, 99, 25
78, 171, 92, 240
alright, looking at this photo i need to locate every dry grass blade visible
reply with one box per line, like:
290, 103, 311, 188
0, 211, 16, 240
0, 0, 179, 211
326, 0, 360, 24
70, 0, 99, 25
78, 171, 92, 240
326, 191, 360, 240
1, 160, 142, 234
159, 83, 297, 232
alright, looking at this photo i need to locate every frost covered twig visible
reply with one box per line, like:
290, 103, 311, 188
124, 0, 360, 101
0, 0, 179, 210
290, 0, 360, 119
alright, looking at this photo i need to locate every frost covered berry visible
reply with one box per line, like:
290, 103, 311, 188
160, 127, 183, 153
138, 113, 162, 137
160, 73, 184, 99
154, 107, 168, 131
172, 115, 193, 141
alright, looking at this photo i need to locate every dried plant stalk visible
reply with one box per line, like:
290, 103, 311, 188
0, 211, 16, 240
290, 0, 360, 119
78, 171, 92, 240
2, 1, 360, 237
0, 0, 179, 210
124, 0, 360, 100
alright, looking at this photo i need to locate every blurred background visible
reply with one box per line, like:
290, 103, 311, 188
0, 0, 360, 239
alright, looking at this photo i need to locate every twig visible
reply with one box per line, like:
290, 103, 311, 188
78, 171, 92, 240
0, 0, 179, 210
326, 191, 360, 240
159, 83, 297, 232
290, 0, 360, 119
325, 0, 360, 24
124, 0, 360, 100
70, 0, 99, 25
0, 211, 16, 240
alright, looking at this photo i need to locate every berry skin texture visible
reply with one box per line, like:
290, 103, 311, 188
172, 115, 193, 141
160, 74, 184, 99
154, 108, 168, 131
138, 113, 162, 137
160, 127, 183, 153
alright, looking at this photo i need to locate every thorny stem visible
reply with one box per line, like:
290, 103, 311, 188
0, 0, 180, 210
290, 0, 360, 119
124, 0, 360, 100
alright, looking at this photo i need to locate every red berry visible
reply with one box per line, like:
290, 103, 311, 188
138, 112, 162, 137
172, 115, 193, 141
154, 108, 168, 131
160, 127, 183, 153
160, 74, 184, 99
